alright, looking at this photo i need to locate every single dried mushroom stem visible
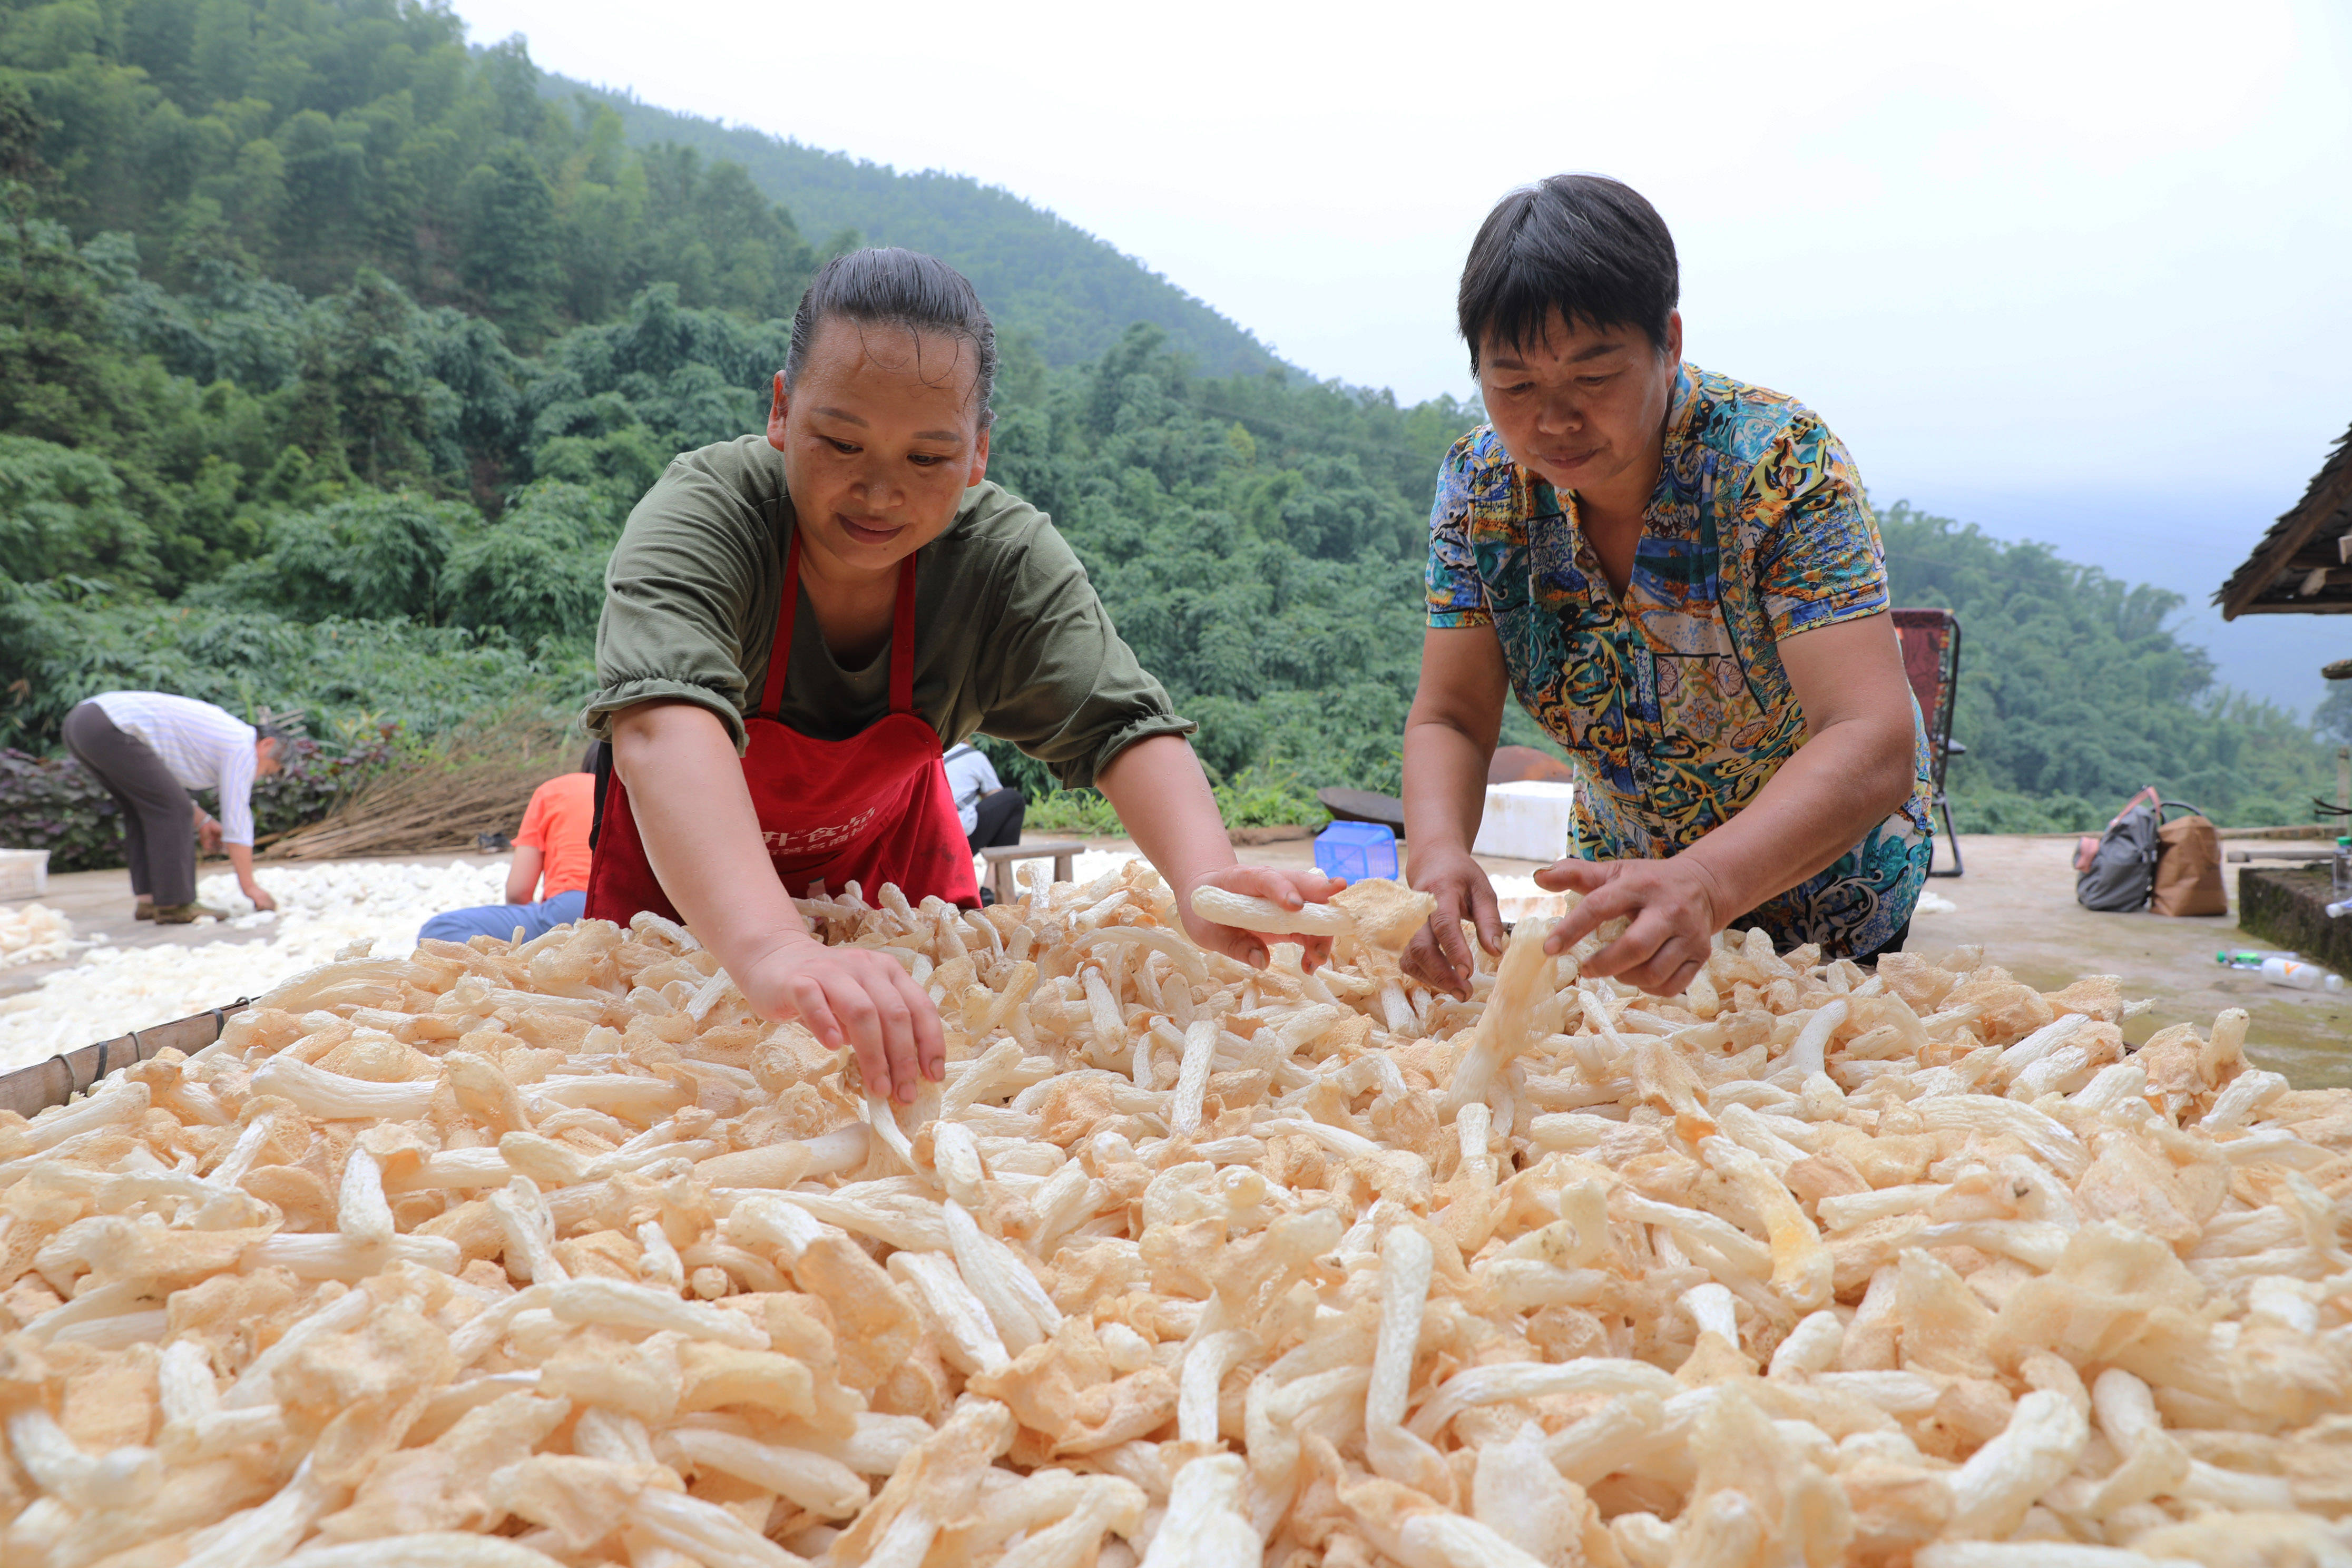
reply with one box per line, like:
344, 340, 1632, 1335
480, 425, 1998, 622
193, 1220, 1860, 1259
1186, 884, 1352, 938
0, 858, 2345, 1568
1186, 877, 1439, 954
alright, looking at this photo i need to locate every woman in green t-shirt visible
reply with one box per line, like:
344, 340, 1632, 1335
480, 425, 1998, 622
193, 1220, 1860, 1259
586, 248, 1331, 1105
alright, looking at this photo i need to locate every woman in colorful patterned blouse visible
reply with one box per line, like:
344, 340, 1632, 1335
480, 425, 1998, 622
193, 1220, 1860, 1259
1402, 175, 1934, 998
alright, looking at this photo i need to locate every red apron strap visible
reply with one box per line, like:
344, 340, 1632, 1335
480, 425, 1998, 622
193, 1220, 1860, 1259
763, 534, 917, 720
889, 550, 918, 717
758, 532, 803, 721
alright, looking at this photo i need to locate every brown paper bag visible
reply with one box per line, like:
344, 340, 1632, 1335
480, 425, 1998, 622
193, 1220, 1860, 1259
2151, 811, 2226, 916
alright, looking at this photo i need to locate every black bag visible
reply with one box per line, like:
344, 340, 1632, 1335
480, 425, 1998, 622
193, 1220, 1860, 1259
2076, 787, 2164, 913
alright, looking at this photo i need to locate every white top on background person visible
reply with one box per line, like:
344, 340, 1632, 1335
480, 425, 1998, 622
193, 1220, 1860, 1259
91, 691, 269, 846
942, 742, 1003, 837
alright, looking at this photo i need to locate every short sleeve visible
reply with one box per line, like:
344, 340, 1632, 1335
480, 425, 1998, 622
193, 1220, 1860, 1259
585, 447, 773, 753
514, 783, 554, 851
1426, 440, 1493, 629
966, 517, 1194, 791
1749, 420, 1889, 639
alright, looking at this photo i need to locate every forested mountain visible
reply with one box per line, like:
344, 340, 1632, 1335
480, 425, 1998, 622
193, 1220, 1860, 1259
0, 0, 1271, 369
1882, 505, 2330, 831
0, 0, 1466, 792
0, 0, 2332, 837
545, 78, 1279, 376
5, 7, 821, 337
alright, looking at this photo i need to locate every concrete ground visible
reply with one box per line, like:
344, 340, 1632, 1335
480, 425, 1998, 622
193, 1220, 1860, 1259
1903, 836, 2349, 1089
8, 836, 2345, 1086
0, 852, 507, 1001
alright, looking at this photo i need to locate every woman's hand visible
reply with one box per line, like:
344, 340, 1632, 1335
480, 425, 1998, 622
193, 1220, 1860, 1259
244, 884, 278, 913
734, 932, 944, 1104
1402, 845, 1504, 997
1180, 863, 1342, 970
1538, 855, 1726, 997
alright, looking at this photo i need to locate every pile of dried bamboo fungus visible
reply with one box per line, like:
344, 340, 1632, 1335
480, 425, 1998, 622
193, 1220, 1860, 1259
2, 862, 2349, 1568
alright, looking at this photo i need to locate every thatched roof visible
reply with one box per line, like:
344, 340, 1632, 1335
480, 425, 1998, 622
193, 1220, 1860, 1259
2218, 421, 2352, 618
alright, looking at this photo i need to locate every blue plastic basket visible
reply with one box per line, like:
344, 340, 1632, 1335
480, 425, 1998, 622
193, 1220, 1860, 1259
1315, 820, 1399, 885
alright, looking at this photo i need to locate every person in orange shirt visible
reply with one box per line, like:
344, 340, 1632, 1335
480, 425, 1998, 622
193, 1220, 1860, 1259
419, 754, 597, 946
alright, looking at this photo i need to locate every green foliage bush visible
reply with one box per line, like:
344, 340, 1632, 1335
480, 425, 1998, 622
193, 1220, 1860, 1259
0, 745, 121, 872
1020, 789, 1125, 837
438, 481, 620, 649
256, 491, 473, 622
1215, 767, 1331, 830
1018, 770, 1329, 840
0, 583, 589, 753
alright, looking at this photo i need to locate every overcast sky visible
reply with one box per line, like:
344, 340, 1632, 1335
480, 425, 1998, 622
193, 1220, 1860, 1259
455, 0, 2352, 712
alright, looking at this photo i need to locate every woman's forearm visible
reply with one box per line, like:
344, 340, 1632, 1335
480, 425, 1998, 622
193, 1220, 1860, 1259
1095, 734, 1236, 895
1677, 716, 1915, 918
610, 701, 815, 973
1401, 716, 1492, 861
1097, 733, 1340, 967
1401, 624, 1509, 868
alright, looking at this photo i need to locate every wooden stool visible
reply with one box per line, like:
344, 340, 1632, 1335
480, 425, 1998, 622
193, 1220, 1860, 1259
981, 840, 1086, 905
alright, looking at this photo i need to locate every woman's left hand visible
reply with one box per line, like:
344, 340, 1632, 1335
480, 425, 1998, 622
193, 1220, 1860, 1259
1179, 863, 1343, 970
1537, 854, 1726, 997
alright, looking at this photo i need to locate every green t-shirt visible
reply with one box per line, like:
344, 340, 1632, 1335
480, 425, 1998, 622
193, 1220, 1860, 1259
586, 435, 1192, 788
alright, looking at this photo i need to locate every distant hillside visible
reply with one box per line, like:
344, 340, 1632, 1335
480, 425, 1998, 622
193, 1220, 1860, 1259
543, 76, 1280, 376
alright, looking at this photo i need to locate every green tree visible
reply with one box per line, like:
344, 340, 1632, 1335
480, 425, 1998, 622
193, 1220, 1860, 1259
254, 489, 471, 622
0, 434, 154, 586
439, 478, 615, 645
457, 145, 563, 345
0, 209, 116, 446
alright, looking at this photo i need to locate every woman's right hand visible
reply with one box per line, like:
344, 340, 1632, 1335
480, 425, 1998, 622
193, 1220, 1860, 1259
734, 933, 944, 1104
1403, 846, 1506, 998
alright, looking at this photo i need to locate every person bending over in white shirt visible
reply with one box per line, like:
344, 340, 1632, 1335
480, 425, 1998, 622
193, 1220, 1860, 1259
61, 692, 287, 922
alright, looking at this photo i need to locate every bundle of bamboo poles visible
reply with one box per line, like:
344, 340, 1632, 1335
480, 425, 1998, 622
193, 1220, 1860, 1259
262, 708, 579, 861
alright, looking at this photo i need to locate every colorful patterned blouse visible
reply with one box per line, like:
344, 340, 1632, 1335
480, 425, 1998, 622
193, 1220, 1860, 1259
1426, 364, 1935, 957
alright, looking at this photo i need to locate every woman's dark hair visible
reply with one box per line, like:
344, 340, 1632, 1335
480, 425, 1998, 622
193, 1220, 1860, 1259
1457, 175, 1679, 371
785, 247, 998, 426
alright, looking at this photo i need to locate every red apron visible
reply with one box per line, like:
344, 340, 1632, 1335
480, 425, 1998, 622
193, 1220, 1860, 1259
586, 533, 981, 925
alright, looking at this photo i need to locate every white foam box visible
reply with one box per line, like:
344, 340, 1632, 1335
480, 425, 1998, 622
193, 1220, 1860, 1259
1491, 879, 1571, 924
1472, 781, 1577, 864
0, 849, 48, 900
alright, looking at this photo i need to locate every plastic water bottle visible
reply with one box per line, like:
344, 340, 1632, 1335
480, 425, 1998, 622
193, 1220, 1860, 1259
2260, 955, 2345, 992
2216, 949, 2292, 971
2328, 899, 2352, 920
